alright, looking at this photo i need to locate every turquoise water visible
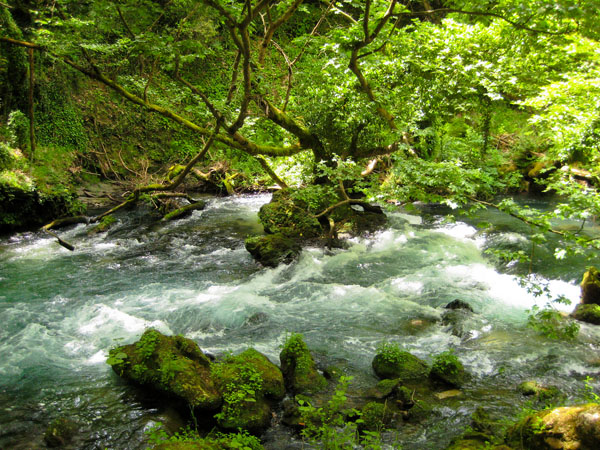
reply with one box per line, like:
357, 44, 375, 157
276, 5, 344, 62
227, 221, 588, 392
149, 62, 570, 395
1, 194, 599, 449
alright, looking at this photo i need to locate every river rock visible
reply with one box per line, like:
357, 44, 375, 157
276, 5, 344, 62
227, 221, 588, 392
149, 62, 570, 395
245, 233, 301, 267
518, 380, 560, 401
507, 403, 600, 450
581, 267, 600, 305
210, 348, 284, 432
280, 333, 327, 394
372, 347, 429, 382
107, 329, 221, 411
43, 417, 77, 447
430, 351, 467, 388
258, 189, 323, 238
572, 303, 600, 325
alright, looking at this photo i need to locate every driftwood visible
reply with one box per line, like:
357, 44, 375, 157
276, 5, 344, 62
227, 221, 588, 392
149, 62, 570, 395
44, 229, 75, 251
161, 201, 206, 221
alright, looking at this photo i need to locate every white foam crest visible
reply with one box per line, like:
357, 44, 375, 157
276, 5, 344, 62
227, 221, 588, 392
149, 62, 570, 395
76, 304, 170, 337
434, 222, 485, 248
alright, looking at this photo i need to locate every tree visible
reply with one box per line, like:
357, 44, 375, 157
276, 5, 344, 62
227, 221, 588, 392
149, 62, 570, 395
1, 1, 600, 243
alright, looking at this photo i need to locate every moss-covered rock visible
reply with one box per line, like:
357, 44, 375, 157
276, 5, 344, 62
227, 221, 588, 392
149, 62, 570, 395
368, 378, 402, 400
581, 267, 600, 306
405, 399, 434, 422
258, 189, 323, 238
0, 171, 83, 233
88, 214, 116, 235
359, 401, 393, 431
430, 351, 467, 388
445, 432, 510, 450
572, 303, 600, 325
506, 403, 600, 450
280, 333, 327, 394
372, 344, 429, 382
517, 381, 560, 401
107, 329, 221, 411
43, 417, 77, 447
152, 431, 265, 450
245, 233, 301, 267
211, 348, 283, 432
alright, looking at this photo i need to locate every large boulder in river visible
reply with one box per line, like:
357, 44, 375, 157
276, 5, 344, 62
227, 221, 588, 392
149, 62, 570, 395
245, 233, 301, 267
372, 343, 429, 382
572, 304, 600, 325
107, 329, 221, 410
258, 189, 323, 238
280, 333, 327, 394
429, 351, 467, 388
581, 267, 600, 306
506, 403, 600, 450
211, 349, 284, 432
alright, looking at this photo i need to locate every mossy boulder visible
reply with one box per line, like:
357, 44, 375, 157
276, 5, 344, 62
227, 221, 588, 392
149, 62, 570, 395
368, 378, 402, 400
507, 403, 600, 450
43, 417, 77, 447
430, 351, 467, 388
518, 381, 561, 401
0, 172, 83, 233
372, 344, 429, 382
359, 401, 393, 431
572, 303, 600, 325
581, 267, 600, 306
107, 329, 221, 411
152, 432, 265, 450
211, 348, 283, 432
280, 333, 327, 394
245, 233, 301, 267
258, 189, 323, 238
445, 432, 510, 450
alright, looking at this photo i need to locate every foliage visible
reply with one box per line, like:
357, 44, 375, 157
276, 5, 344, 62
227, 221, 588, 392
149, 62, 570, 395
211, 353, 263, 425
7, 110, 29, 151
145, 423, 264, 450
136, 329, 159, 360
431, 350, 461, 377
298, 376, 388, 450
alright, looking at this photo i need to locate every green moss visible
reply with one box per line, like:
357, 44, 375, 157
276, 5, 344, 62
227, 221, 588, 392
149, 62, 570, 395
369, 378, 401, 399
581, 267, 600, 305
258, 188, 323, 238
430, 351, 466, 387
211, 348, 281, 431
245, 233, 301, 267
149, 428, 264, 450
517, 380, 560, 402
280, 333, 327, 394
372, 342, 429, 382
359, 401, 392, 432
572, 303, 600, 325
88, 214, 116, 235
107, 329, 220, 410
43, 417, 77, 447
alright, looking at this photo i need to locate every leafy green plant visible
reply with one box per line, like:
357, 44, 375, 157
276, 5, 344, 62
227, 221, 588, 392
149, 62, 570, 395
212, 355, 263, 424
431, 350, 461, 376
298, 376, 388, 450
7, 110, 29, 151
375, 342, 404, 366
136, 329, 159, 360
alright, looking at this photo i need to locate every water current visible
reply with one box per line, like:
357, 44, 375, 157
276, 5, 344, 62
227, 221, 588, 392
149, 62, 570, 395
1, 194, 600, 449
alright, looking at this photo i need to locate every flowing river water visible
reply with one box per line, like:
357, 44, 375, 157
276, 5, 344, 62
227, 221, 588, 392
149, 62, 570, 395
1, 194, 600, 449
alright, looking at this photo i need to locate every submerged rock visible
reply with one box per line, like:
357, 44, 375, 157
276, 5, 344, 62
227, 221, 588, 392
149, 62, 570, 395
279, 333, 327, 394
442, 300, 475, 338
107, 329, 221, 411
245, 233, 301, 267
43, 417, 77, 447
507, 403, 600, 450
581, 267, 600, 306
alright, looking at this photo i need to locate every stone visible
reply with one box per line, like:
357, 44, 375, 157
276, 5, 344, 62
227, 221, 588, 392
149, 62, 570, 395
581, 267, 600, 306
245, 233, 301, 267
507, 403, 600, 450
372, 347, 429, 382
280, 334, 327, 394
44, 417, 77, 447
107, 329, 221, 411
429, 351, 467, 388
572, 303, 600, 325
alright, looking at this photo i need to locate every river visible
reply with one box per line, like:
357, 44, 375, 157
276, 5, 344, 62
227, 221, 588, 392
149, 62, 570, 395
1, 194, 599, 449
